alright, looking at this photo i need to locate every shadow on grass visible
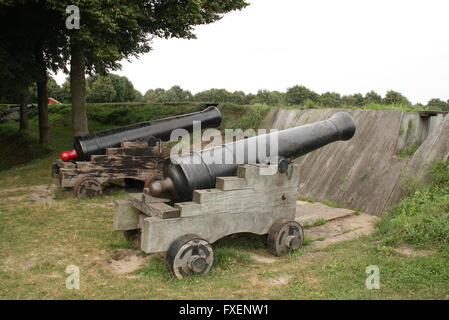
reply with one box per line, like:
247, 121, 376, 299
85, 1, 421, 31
0, 125, 52, 171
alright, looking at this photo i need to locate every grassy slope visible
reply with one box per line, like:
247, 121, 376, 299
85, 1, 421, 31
0, 103, 448, 299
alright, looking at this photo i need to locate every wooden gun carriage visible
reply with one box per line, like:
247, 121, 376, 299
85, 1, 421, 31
113, 112, 357, 278
52, 139, 165, 199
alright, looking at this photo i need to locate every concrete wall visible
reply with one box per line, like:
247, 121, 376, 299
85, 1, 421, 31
260, 108, 449, 215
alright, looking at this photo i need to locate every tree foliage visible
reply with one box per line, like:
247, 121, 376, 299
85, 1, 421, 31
427, 98, 448, 111
285, 85, 319, 105
319, 92, 342, 107
365, 90, 382, 105
383, 90, 410, 105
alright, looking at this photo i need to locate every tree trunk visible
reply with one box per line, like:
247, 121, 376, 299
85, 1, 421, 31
34, 43, 49, 145
19, 89, 29, 131
70, 39, 89, 136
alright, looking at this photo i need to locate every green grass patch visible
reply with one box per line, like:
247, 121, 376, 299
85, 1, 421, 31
376, 160, 449, 250
395, 143, 421, 158
321, 200, 343, 209
297, 196, 315, 203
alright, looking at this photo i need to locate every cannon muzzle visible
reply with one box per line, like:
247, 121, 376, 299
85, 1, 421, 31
150, 112, 356, 201
60, 106, 222, 161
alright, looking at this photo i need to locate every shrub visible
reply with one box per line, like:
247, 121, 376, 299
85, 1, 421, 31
376, 160, 449, 250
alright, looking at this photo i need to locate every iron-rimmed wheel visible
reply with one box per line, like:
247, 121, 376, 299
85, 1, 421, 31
73, 177, 103, 199
167, 234, 214, 279
267, 219, 304, 257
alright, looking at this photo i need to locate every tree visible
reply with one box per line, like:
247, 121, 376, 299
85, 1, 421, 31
194, 89, 233, 103
60, 78, 71, 103
0, 42, 34, 130
144, 88, 165, 102
341, 93, 364, 107
285, 85, 319, 105
47, 77, 63, 101
62, 0, 248, 136
230, 91, 250, 105
133, 89, 143, 102
319, 92, 341, 107
253, 90, 284, 105
107, 74, 137, 102
86, 74, 140, 102
364, 90, 382, 105
0, 1, 68, 143
86, 76, 117, 102
383, 90, 410, 105
427, 98, 448, 111
159, 85, 192, 102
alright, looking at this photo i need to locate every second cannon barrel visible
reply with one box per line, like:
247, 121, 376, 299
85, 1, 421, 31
61, 106, 222, 161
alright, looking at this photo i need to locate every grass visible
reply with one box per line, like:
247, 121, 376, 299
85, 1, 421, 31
303, 218, 327, 228
281, 103, 429, 113
0, 104, 448, 299
376, 160, 449, 250
395, 143, 421, 158
297, 196, 315, 203
321, 200, 343, 209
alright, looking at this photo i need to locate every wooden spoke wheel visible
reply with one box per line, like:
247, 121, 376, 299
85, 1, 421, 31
167, 234, 214, 279
73, 177, 103, 199
267, 219, 304, 257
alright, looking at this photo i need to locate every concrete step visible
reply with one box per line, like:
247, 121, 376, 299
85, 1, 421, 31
295, 200, 354, 226
294, 200, 377, 251
303, 214, 377, 250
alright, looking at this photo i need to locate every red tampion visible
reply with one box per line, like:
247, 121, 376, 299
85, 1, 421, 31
60, 149, 77, 162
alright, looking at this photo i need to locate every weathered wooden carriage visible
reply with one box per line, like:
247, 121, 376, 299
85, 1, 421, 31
52, 140, 166, 199
114, 163, 303, 279
52, 106, 222, 199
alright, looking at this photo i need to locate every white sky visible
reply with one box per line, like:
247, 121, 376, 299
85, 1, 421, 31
54, 0, 449, 104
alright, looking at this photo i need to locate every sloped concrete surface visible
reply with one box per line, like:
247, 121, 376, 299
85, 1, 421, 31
295, 200, 377, 250
249, 201, 377, 264
295, 200, 354, 225
303, 214, 377, 250
261, 108, 448, 215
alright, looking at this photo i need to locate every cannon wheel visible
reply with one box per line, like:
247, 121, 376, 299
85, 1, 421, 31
267, 219, 304, 257
144, 174, 162, 189
167, 234, 214, 279
73, 177, 103, 199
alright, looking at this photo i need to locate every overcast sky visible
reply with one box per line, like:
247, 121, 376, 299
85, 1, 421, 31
55, 0, 449, 104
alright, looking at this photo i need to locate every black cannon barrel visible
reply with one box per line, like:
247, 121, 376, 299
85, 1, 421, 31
150, 112, 356, 201
60, 106, 222, 161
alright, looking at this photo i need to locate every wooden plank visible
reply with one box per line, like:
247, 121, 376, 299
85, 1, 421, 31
145, 202, 180, 219
121, 141, 148, 148
56, 159, 76, 169
106, 146, 162, 157
91, 155, 133, 164
215, 176, 248, 191
175, 202, 202, 217
128, 193, 146, 213
75, 161, 92, 169
113, 200, 140, 231
142, 193, 171, 204
89, 155, 163, 169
